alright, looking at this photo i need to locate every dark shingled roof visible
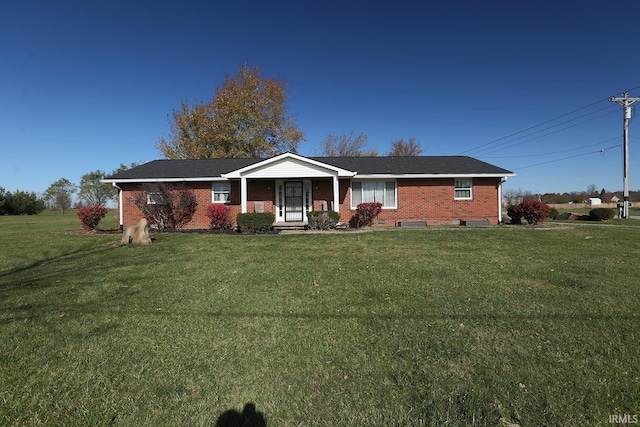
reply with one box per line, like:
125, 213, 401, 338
312, 156, 513, 175
105, 155, 513, 180
105, 158, 262, 180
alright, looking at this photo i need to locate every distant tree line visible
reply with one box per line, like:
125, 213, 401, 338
504, 187, 639, 206
1, 163, 136, 216
0, 188, 45, 215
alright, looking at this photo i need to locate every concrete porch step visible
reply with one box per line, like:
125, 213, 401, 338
273, 222, 307, 230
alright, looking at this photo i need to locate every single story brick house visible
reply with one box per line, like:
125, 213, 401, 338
103, 152, 515, 229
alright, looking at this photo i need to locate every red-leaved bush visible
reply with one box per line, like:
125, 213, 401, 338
77, 206, 109, 231
508, 199, 551, 225
349, 202, 383, 228
206, 204, 232, 230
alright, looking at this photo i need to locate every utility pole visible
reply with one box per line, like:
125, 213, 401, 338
609, 92, 640, 218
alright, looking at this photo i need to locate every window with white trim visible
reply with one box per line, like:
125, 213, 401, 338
454, 179, 472, 200
351, 181, 396, 208
147, 192, 163, 204
212, 182, 230, 203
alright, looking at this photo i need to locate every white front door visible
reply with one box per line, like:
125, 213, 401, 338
276, 180, 312, 222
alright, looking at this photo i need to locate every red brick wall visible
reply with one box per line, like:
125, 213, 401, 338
338, 177, 502, 226
118, 177, 502, 229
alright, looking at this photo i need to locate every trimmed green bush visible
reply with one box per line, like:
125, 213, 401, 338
307, 211, 340, 230
589, 208, 615, 221
236, 212, 275, 233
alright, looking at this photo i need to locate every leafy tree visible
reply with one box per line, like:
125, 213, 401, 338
0, 187, 6, 215
0, 189, 45, 215
321, 130, 377, 156
389, 137, 422, 156
79, 170, 112, 207
156, 64, 304, 159
133, 183, 197, 231
156, 101, 214, 159
44, 178, 77, 215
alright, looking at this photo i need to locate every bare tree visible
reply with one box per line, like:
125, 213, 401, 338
389, 137, 422, 156
133, 183, 198, 231
321, 130, 377, 156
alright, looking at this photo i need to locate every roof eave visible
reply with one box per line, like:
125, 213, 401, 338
353, 173, 516, 179
101, 177, 228, 184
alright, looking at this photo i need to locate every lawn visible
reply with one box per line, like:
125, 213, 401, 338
1, 211, 639, 426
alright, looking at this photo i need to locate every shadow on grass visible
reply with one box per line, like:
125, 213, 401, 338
159, 309, 640, 322
0, 242, 148, 291
216, 402, 266, 427
0, 245, 114, 282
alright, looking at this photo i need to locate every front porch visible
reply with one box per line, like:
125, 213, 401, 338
222, 152, 354, 225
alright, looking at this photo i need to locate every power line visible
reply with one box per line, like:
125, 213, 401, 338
458, 85, 640, 156
471, 109, 618, 157
510, 144, 621, 171
480, 136, 621, 159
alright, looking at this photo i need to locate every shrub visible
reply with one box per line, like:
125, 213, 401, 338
506, 205, 523, 224
549, 207, 559, 220
307, 211, 340, 230
589, 208, 615, 221
349, 202, 382, 228
206, 204, 232, 230
508, 200, 551, 225
76, 206, 109, 231
236, 212, 275, 233
133, 183, 198, 231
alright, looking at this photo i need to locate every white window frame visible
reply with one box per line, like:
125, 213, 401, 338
147, 192, 162, 205
212, 182, 230, 203
350, 180, 397, 209
454, 178, 473, 200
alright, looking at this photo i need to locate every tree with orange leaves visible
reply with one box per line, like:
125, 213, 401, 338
157, 65, 304, 159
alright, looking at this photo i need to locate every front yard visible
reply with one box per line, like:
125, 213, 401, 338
1, 211, 639, 425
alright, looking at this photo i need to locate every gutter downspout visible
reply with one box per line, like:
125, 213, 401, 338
498, 177, 506, 224
112, 182, 123, 231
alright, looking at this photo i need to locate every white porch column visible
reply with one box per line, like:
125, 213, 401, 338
332, 175, 340, 213
241, 177, 248, 213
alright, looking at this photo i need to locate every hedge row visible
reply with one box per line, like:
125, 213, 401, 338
236, 212, 275, 233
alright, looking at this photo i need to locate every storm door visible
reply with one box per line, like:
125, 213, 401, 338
284, 181, 304, 221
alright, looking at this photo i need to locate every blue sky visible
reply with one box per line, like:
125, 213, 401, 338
2, 0, 640, 197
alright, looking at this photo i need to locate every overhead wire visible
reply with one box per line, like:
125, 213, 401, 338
472, 108, 618, 157
458, 85, 640, 158
481, 136, 621, 159
458, 85, 640, 170
513, 144, 621, 170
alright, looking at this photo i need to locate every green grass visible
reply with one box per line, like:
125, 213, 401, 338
1, 211, 639, 426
